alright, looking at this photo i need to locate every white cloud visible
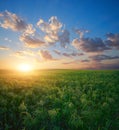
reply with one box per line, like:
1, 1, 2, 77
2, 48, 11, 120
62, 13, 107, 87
0, 10, 27, 31
37, 16, 62, 34
23, 24, 36, 35
37, 16, 62, 44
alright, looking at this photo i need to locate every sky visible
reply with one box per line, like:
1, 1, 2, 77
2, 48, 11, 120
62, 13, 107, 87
0, 0, 119, 70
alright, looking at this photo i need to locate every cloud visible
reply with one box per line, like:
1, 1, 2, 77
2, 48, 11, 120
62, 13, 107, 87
0, 10, 27, 31
62, 52, 70, 57
62, 59, 89, 65
72, 32, 119, 54
101, 62, 119, 69
44, 33, 59, 44
62, 60, 77, 64
12, 50, 35, 58
62, 59, 119, 70
37, 16, 62, 44
0, 11, 40, 48
21, 50, 35, 56
37, 16, 70, 47
59, 30, 70, 48
37, 16, 62, 34
90, 54, 119, 61
106, 33, 119, 49
88, 61, 119, 70
62, 52, 83, 57
81, 59, 90, 62
12, 51, 25, 58
53, 50, 61, 55
71, 52, 84, 56
72, 37, 110, 52
0, 45, 9, 50
39, 50, 56, 61
23, 24, 36, 35
74, 29, 89, 38
53, 49, 84, 57
20, 34, 46, 48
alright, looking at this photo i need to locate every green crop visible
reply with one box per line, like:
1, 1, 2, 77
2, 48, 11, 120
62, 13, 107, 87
0, 70, 119, 130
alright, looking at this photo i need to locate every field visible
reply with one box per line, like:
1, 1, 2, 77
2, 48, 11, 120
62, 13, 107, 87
0, 70, 119, 130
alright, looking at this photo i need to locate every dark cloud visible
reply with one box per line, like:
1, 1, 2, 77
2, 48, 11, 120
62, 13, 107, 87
40, 50, 56, 61
89, 62, 119, 70
81, 59, 90, 62
90, 54, 119, 61
0, 45, 10, 50
0, 10, 27, 31
71, 52, 84, 56
54, 49, 83, 57
53, 50, 61, 55
62, 52, 70, 57
62, 60, 77, 64
101, 63, 119, 70
62, 52, 83, 57
72, 32, 119, 54
72, 37, 110, 52
20, 35, 46, 48
62, 59, 89, 64
106, 33, 119, 49
59, 30, 70, 48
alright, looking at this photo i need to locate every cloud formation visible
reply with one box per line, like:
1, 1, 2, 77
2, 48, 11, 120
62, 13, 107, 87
37, 16, 62, 44
20, 34, 45, 48
72, 37, 109, 52
0, 45, 9, 50
23, 24, 36, 35
62, 52, 83, 57
40, 50, 56, 61
53, 49, 83, 57
81, 59, 90, 62
12, 51, 25, 58
53, 50, 61, 55
90, 54, 119, 61
0, 10, 27, 31
59, 30, 70, 48
106, 33, 119, 49
37, 17, 70, 47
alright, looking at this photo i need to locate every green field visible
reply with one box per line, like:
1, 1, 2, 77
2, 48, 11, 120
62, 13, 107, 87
0, 70, 119, 130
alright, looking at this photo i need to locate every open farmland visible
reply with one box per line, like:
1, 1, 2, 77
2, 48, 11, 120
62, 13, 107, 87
0, 70, 119, 130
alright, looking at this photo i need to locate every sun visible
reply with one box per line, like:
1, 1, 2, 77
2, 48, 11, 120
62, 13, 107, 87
18, 63, 32, 72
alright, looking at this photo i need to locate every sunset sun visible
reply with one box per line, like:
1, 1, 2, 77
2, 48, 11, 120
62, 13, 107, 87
18, 63, 32, 72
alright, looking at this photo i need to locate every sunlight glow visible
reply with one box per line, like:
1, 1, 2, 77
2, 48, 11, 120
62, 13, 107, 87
18, 63, 32, 72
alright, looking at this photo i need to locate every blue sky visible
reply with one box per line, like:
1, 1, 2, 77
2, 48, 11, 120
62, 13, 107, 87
0, 0, 119, 69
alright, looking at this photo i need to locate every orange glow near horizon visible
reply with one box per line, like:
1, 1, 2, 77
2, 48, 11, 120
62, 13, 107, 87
18, 63, 33, 72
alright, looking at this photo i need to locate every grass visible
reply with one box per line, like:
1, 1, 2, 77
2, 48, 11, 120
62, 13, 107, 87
0, 70, 119, 130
